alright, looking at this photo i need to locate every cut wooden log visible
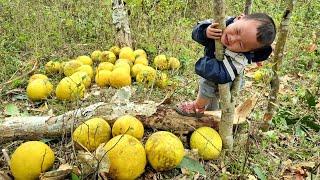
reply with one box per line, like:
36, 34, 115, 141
0, 91, 257, 144
0, 105, 216, 144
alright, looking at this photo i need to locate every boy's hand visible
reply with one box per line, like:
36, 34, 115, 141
206, 23, 222, 40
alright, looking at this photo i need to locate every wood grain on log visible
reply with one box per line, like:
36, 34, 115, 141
0, 97, 256, 144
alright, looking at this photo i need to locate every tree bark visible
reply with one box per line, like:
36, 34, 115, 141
212, 0, 234, 150
230, 1, 254, 107
244, 0, 253, 15
112, 0, 132, 47
212, 0, 226, 61
0, 105, 214, 144
230, 0, 254, 104
0, 97, 257, 144
263, 0, 294, 129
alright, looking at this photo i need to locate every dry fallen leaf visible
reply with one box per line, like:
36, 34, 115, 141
307, 43, 317, 52
208, 163, 220, 172
244, 71, 255, 78
97, 87, 158, 120
316, 98, 320, 110
95, 144, 110, 173
247, 174, 257, 180
184, 149, 201, 161
77, 151, 97, 175
180, 168, 190, 176
77, 143, 110, 175
280, 160, 314, 180
30, 102, 49, 113
92, 90, 101, 96
292, 161, 316, 170
0, 171, 12, 180
280, 75, 294, 84
297, 72, 304, 77
278, 84, 286, 95
83, 92, 91, 100
245, 64, 262, 73
193, 172, 200, 180
204, 96, 258, 124
234, 96, 258, 124
39, 164, 73, 180
293, 167, 306, 180
47, 109, 54, 116
244, 80, 253, 90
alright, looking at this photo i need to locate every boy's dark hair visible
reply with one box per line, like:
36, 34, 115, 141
244, 13, 276, 47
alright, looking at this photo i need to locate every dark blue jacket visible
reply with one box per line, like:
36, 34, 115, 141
193, 18, 272, 84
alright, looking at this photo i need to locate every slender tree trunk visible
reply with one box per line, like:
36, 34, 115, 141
218, 84, 234, 149
230, 0, 254, 106
112, 0, 132, 47
244, 0, 253, 15
212, 0, 226, 61
263, 0, 294, 129
212, 0, 234, 149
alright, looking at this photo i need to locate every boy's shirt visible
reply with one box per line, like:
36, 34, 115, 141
192, 18, 272, 84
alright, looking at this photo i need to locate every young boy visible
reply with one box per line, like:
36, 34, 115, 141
175, 13, 276, 117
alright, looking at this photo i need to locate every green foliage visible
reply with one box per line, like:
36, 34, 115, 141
0, 0, 113, 84
177, 156, 206, 175
273, 108, 320, 132
71, 173, 80, 180
4, 103, 20, 116
253, 165, 267, 180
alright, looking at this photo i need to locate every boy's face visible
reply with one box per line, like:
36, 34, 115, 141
221, 16, 262, 52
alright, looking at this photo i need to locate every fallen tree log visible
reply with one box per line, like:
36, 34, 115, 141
0, 88, 257, 144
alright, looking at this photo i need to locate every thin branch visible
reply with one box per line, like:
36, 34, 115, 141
0, 60, 38, 93
1, 149, 10, 166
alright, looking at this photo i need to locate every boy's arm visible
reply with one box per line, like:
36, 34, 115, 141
195, 50, 248, 84
192, 20, 214, 47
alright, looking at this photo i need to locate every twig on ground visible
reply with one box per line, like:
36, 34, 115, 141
1, 149, 10, 166
0, 60, 38, 93
157, 87, 176, 106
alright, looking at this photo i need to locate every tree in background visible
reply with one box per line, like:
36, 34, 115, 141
244, 0, 253, 15
112, 0, 132, 47
263, 0, 294, 129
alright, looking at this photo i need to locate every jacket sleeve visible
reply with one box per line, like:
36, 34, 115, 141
191, 20, 214, 47
195, 56, 233, 84
195, 50, 249, 84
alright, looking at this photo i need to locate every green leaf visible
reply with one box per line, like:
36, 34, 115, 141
21, 110, 30, 117
304, 89, 316, 107
253, 166, 267, 180
4, 103, 20, 116
13, 94, 28, 101
40, 138, 54, 143
276, 109, 320, 132
295, 124, 306, 137
301, 116, 320, 131
177, 156, 206, 175
71, 173, 80, 180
